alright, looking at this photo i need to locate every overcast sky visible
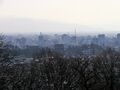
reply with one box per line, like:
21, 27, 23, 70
0, 0, 120, 33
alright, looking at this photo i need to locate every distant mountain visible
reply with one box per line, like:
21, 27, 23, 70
0, 18, 103, 35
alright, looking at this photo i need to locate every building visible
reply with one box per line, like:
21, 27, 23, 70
97, 34, 106, 47
38, 33, 45, 47
117, 33, 120, 39
61, 34, 71, 44
91, 37, 98, 45
116, 33, 120, 45
54, 44, 64, 54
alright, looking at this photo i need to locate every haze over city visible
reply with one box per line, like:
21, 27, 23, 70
1, 1, 120, 90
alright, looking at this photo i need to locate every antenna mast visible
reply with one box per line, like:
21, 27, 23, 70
75, 24, 77, 45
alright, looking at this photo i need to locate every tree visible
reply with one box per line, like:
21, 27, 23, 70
0, 35, 14, 89
92, 48, 120, 90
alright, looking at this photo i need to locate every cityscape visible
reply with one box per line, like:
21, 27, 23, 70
1, 32, 120, 90
1, 0, 120, 90
4, 33, 120, 57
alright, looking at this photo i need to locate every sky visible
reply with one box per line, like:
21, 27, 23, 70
0, 0, 120, 33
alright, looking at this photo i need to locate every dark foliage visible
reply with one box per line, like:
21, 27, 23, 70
0, 40, 120, 90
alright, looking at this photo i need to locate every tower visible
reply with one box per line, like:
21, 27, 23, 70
74, 25, 77, 45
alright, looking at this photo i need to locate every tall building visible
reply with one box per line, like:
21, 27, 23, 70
117, 33, 120, 39
116, 33, 120, 45
97, 34, 106, 47
38, 33, 45, 47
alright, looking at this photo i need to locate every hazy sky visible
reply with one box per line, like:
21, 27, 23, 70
0, 0, 120, 33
